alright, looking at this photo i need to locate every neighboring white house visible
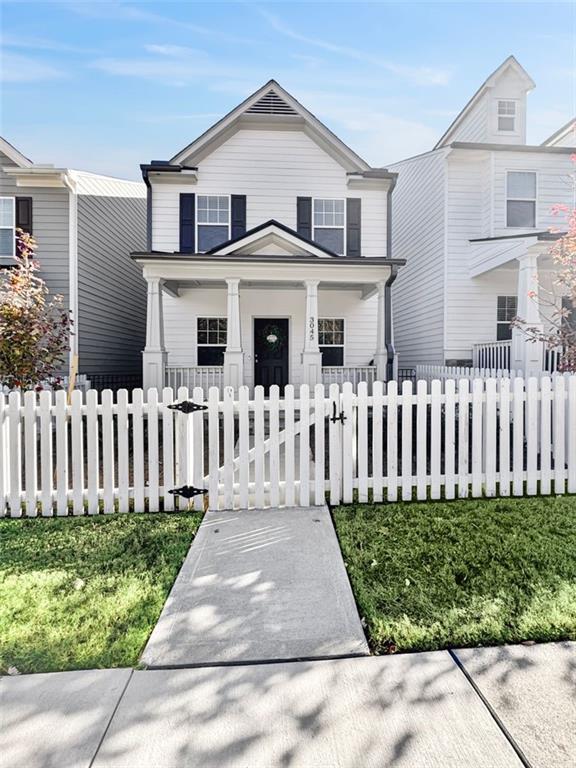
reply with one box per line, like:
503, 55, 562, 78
388, 56, 575, 375
133, 81, 403, 393
0, 137, 147, 387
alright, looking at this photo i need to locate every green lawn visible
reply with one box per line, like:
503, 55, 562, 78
333, 496, 576, 654
0, 513, 202, 674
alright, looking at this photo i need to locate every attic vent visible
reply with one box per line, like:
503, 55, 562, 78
246, 90, 297, 116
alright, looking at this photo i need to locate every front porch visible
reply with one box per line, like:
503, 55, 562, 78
134, 245, 400, 394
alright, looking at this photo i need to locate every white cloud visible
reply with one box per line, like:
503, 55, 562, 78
258, 9, 451, 87
0, 33, 97, 54
0, 52, 67, 82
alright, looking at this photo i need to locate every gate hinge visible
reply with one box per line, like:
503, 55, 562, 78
168, 400, 208, 414
169, 485, 208, 499
329, 401, 347, 424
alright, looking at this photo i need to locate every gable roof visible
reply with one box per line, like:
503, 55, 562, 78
541, 117, 576, 147
169, 80, 370, 172
208, 219, 338, 258
0, 136, 32, 168
434, 56, 535, 150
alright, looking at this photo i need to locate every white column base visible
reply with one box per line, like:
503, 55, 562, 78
302, 351, 323, 386
223, 350, 244, 389
143, 350, 167, 392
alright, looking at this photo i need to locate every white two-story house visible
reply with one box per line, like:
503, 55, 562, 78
133, 81, 403, 393
389, 56, 575, 376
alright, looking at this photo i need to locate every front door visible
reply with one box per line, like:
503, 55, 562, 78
254, 318, 289, 392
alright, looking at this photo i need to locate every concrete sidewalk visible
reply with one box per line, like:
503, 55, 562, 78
2, 642, 575, 768
141, 505, 369, 668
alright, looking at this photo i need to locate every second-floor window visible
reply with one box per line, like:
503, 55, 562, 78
498, 100, 516, 132
497, 296, 517, 340
0, 197, 15, 258
506, 171, 536, 228
197, 195, 230, 252
314, 199, 345, 255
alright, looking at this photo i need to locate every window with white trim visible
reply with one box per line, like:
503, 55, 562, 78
313, 199, 345, 255
319, 318, 344, 365
197, 317, 227, 365
197, 195, 230, 252
497, 100, 516, 132
506, 171, 536, 227
0, 197, 15, 258
497, 296, 517, 341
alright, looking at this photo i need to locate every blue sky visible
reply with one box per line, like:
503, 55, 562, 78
1, 1, 574, 179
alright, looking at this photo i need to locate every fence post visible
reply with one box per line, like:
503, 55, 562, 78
401, 380, 413, 501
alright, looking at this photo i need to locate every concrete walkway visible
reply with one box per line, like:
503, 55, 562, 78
3, 643, 574, 768
141, 505, 369, 668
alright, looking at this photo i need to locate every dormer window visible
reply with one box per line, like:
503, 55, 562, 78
497, 100, 517, 132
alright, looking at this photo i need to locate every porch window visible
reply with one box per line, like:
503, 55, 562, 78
497, 100, 516, 132
197, 317, 227, 365
0, 197, 15, 258
197, 195, 230, 252
506, 172, 536, 228
319, 318, 344, 365
313, 199, 345, 255
497, 295, 517, 340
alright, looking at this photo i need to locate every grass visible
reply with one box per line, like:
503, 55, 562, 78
333, 495, 576, 654
0, 512, 202, 674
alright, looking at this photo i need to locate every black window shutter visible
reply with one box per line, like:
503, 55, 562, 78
346, 198, 361, 257
297, 197, 312, 240
15, 197, 33, 235
179, 193, 195, 253
231, 195, 246, 239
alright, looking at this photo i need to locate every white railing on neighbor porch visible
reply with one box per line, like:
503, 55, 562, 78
165, 366, 223, 393
473, 341, 512, 370
322, 366, 377, 390
416, 365, 523, 384
545, 347, 564, 374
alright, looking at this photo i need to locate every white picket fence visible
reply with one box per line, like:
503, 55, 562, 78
1, 377, 576, 516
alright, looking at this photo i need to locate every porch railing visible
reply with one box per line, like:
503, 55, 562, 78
165, 366, 224, 393
322, 366, 377, 390
544, 347, 564, 373
473, 340, 512, 370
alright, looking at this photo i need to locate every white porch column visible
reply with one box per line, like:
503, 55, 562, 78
142, 277, 167, 392
374, 280, 387, 381
511, 251, 544, 377
223, 278, 244, 388
302, 280, 322, 386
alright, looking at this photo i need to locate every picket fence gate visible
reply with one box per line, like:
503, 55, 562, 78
1, 376, 576, 517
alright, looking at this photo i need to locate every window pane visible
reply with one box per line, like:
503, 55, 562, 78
507, 172, 536, 199
315, 227, 344, 255
198, 346, 225, 365
507, 200, 536, 228
498, 116, 515, 132
497, 323, 513, 341
0, 228, 14, 256
498, 101, 516, 116
0, 198, 14, 228
320, 346, 344, 366
198, 225, 229, 252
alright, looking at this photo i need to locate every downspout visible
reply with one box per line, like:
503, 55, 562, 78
385, 176, 398, 380
62, 171, 78, 378
141, 166, 152, 251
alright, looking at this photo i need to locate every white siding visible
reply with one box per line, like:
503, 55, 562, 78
387, 150, 446, 367
163, 286, 378, 388
448, 92, 490, 144
152, 129, 387, 256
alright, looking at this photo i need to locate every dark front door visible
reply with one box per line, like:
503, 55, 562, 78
254, 318, 289, 392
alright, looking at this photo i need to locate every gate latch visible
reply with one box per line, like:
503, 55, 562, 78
329, 401, 347, 424
168, 400, 208, 414
169, 485, 208, 499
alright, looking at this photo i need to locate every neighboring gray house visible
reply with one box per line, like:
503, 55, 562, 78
0, 137, 147, 387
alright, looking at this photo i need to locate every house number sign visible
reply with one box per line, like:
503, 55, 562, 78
309, 316, 315, 342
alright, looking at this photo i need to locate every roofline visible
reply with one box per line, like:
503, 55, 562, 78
0, 136, 33, 168
167, 79, 370, 172
434, 55, 535, 150
347, 169, 398, 180
541, 117, 576, 146
207, 218, 340, 258
470, 231, 565, 243
450, 141, 576, 153
130, 251, 406, 267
